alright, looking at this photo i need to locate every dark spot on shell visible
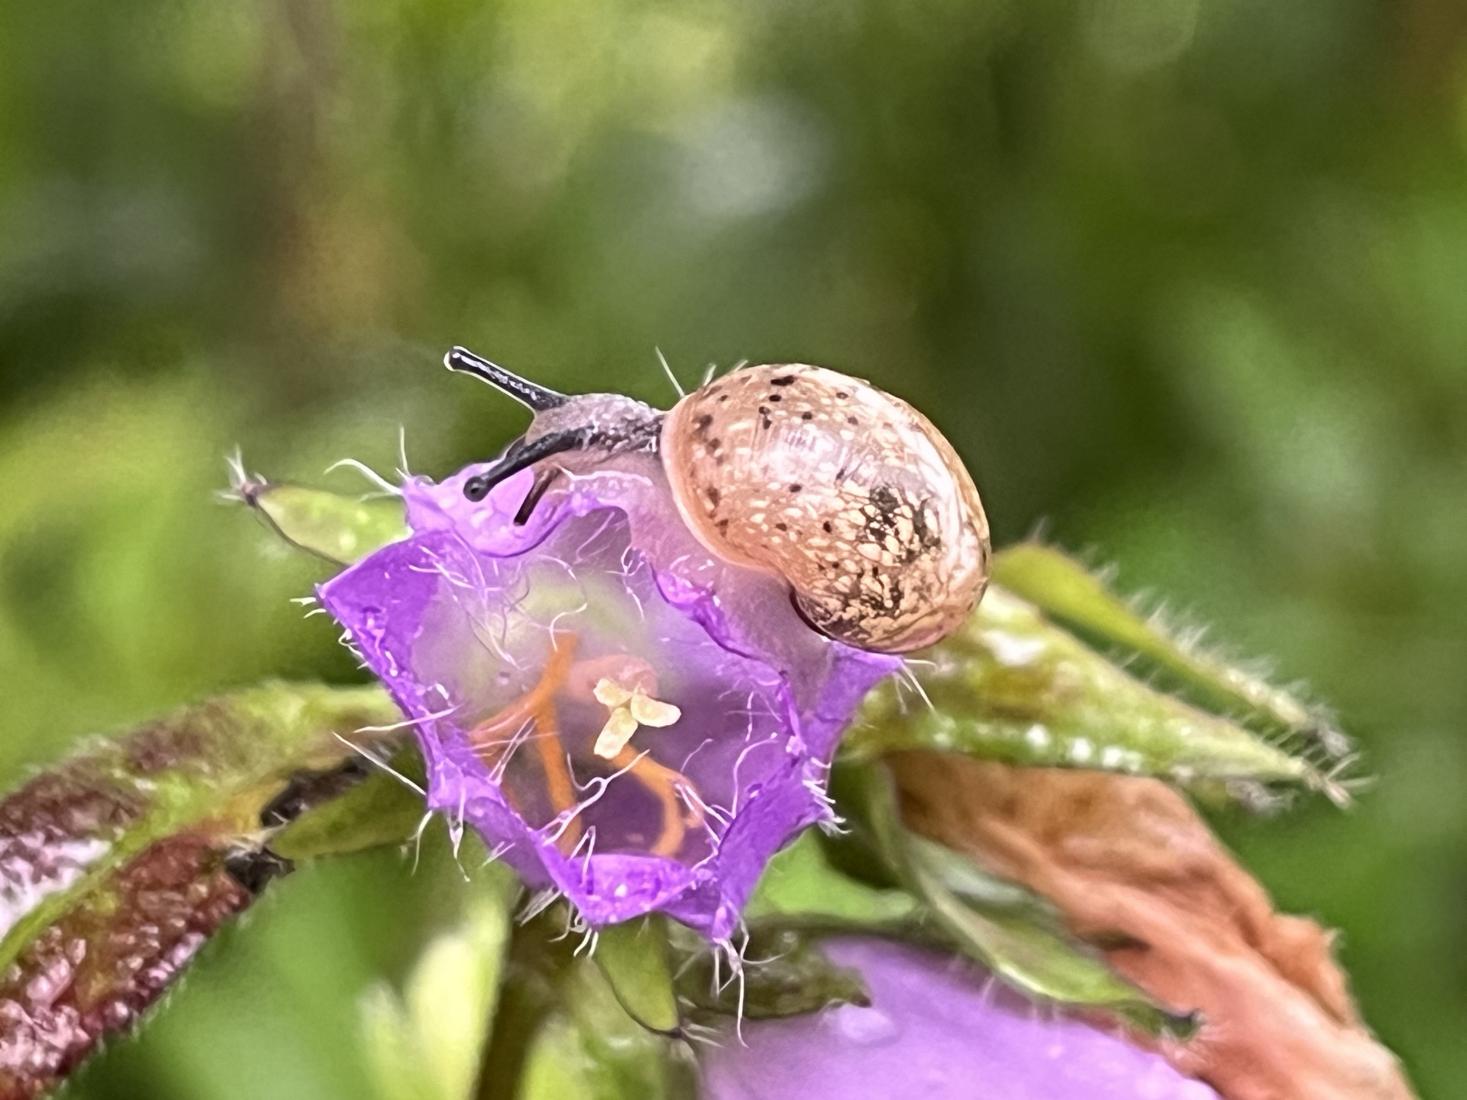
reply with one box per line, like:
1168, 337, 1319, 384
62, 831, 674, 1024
801, 411, 814, 420
788, 483, 803, 493
847, 415, 859, 426
836, 391, 850, 399
822, 521, 833, 533
911, 499, 941, 550
718, 394, 729, 403
706, 486, 721, 505
717, 518, 730, 533
862, 484, 910, 545
768, 394, 782, 402
771, 375, 796, 386
775, 522, 788, 532
870, 484, 901, 513
693, 413, 714, 434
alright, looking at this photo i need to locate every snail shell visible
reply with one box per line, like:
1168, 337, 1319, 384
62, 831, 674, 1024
662, 364, 989, 654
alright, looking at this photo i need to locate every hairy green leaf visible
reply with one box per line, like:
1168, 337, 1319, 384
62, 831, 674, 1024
854, 585, 1338, 798
991, 543, 1351, 762
231, 467, 408, 566
0, 682, 401, 1097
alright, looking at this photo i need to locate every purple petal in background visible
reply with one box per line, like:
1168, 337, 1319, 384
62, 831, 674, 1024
703, 938, 1219, 1100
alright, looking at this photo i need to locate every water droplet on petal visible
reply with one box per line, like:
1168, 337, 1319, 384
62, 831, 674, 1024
831, 1003, 899, 1047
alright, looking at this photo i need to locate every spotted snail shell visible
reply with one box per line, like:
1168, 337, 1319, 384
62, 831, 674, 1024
661, 364, 989, 654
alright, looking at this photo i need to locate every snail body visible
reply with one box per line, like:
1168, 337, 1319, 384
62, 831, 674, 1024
446, 348, 989, 654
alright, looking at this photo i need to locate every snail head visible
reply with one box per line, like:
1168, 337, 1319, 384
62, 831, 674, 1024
445, 346, 663, 518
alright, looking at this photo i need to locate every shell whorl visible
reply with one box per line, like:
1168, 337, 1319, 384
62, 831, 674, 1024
662, 364, 989, 654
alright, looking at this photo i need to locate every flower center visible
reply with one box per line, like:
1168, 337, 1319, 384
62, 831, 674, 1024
591, 674, 683, 758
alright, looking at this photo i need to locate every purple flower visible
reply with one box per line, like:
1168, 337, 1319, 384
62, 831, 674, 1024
319, 461, 898, 939
702, 938, 1220, 1100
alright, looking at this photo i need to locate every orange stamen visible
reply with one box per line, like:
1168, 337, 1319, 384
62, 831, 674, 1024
464, 633, 707, 859
609, 747, 704, 858
466, 631, 582, 848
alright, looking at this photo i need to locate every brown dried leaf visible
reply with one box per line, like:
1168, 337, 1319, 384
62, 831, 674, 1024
888, 752, 1415, 1100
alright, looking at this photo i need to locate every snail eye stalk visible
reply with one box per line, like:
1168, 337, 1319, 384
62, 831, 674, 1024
462, 429, 593, 502
444, 346, 567, 412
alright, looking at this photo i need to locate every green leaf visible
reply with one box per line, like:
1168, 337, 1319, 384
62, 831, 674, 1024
517, 1013, 698, 1100
990, 543, 1351, 762
905, 834, 1064, 924
853, 585, 1336, 797
273, 755, 428, 861
517, 950, 699, 1100
592, 917, 682, 1034
479, 906, 699, 1100
832, 762, 1196, 1038
230, 465, 408, 566
0, 681, 402, 1097
675, 924, 872, 1022
746, 831, 916, 924
360, 883, 513, 1100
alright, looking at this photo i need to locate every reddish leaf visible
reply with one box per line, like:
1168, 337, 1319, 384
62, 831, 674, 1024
0, 684, 402, 1097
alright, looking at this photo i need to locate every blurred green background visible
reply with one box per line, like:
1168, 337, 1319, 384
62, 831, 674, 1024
2, 1, 1463, 1096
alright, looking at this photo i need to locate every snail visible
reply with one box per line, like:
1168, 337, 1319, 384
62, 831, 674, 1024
444, 346, 990, 654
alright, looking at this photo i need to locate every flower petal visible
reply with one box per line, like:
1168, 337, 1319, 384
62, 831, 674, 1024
319, 460, 899, 938
701, 938, 1219, 1100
